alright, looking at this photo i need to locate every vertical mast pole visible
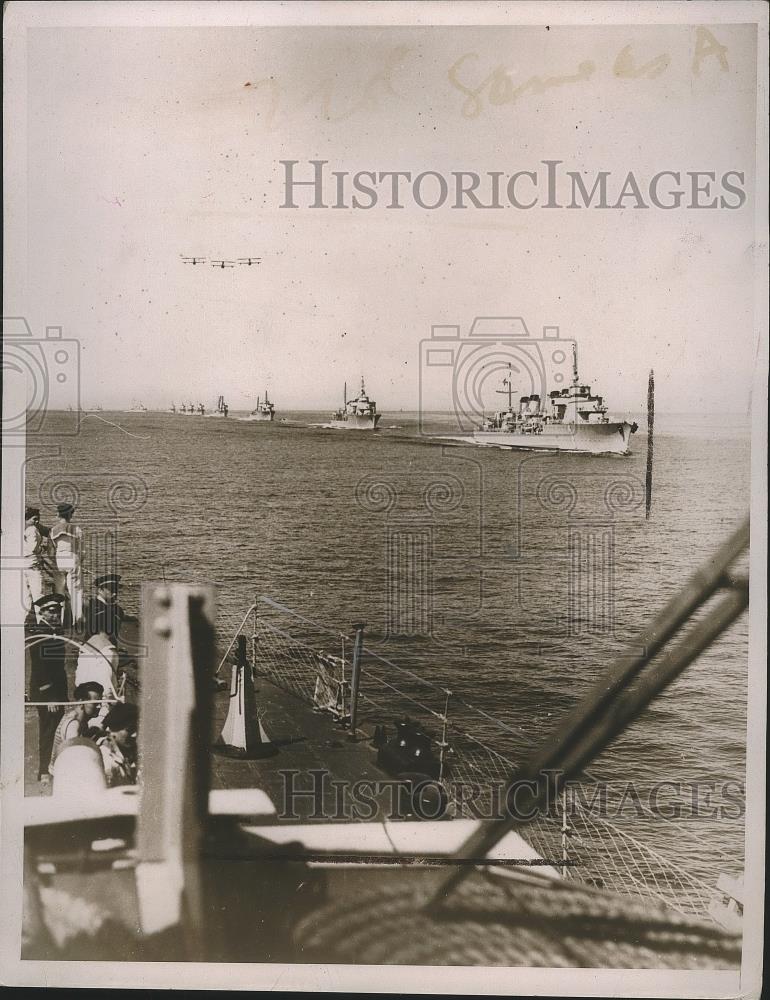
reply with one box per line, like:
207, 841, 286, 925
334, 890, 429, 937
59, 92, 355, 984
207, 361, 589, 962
646, 370, 655, 519
438, 689, 452, 783
347, 623, 365, 740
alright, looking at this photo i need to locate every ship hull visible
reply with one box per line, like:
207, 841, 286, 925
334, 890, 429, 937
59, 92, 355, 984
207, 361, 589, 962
473, 420, 636, 455
243, 412, 275, 422
322, 413, 381, 431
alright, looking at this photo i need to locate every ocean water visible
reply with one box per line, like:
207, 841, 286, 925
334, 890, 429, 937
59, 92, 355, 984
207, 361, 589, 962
25, 409, 751, 884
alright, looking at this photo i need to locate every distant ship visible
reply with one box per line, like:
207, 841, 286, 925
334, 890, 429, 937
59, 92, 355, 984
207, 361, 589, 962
128, 401, 147, 412
323, 377, 381, 431
176, 397, 228, 416
245, 390, 275, 422
203, 395, 230, 418
472, 349, 637, 455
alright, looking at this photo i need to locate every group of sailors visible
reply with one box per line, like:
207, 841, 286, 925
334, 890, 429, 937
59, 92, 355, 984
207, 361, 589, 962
24, 505, 140, 791
24, 502, 83, 624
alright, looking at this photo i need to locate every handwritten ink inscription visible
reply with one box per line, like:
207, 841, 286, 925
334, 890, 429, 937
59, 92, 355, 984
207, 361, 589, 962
242, 28, 732, 127
449, 28, 730, 119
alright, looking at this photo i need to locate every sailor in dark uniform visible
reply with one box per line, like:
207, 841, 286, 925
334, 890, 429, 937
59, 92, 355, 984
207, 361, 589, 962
84, 574, 134, 645
27, 593, 69, 786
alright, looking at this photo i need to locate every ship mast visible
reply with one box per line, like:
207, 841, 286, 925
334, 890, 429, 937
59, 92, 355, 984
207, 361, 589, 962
572, 343, 579, 386
496, 364, 514, 411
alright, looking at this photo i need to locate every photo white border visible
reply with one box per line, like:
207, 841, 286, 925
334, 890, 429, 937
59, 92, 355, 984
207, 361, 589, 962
2, 1, 766, 993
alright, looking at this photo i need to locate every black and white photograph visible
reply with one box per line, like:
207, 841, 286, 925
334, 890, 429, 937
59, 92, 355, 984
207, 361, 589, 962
1, 1, 767, 993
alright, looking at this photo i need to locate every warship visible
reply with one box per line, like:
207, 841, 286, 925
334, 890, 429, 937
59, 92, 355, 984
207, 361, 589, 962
203, 395, 229, 418
175, 397, 229, 417
244, 391, 276, 422
20, 520, 748, 966
322, 377, 381, 431
177, 401, 202, 415
473, 348, 637, 455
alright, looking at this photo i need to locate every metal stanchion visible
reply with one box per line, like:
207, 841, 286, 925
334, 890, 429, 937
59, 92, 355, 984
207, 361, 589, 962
347, 623, 365, 741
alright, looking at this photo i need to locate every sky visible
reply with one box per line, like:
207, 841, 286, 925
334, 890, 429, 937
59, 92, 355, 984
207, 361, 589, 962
12, 19, 761, 413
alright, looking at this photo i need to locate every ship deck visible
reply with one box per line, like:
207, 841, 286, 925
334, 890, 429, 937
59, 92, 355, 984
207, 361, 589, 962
24, 619, 404, 822
22, 618, 742, 969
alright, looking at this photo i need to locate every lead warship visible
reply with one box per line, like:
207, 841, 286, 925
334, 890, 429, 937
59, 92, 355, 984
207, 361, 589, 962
474, 348, 637, 455
323, 377, 381, 431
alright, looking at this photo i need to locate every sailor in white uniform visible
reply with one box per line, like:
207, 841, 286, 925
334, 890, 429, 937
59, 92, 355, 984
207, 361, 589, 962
50, 502, 84, 625
75, 630, 120, 727
23, 506, 48, 613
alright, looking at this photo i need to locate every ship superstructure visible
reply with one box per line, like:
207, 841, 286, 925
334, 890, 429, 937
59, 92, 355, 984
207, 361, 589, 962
204, 395, 229, 418
247, 390, 275, 422
474, 347, 637, 455
325, 376, 381, 431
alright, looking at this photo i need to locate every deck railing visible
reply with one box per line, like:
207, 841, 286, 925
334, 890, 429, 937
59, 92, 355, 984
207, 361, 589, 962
213, 595, 741, 923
